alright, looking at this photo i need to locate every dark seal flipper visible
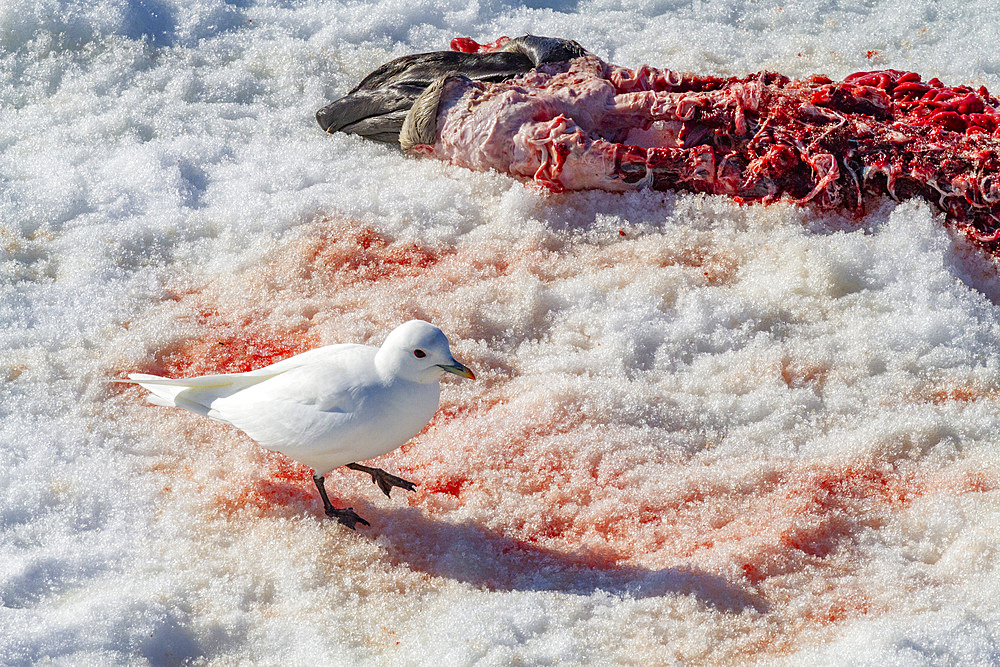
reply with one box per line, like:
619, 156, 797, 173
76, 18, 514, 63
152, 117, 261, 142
316, 86, 421, 141
316, 36, 588, 144
316, 51, 533, 139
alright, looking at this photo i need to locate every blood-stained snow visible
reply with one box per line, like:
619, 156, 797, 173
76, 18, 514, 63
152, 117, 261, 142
3, 0, 1000, 664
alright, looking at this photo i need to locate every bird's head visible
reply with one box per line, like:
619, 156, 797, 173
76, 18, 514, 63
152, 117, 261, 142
376, 320, 476, 384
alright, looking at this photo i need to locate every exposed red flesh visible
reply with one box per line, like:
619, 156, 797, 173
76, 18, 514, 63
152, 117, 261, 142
450, 36, 511, 53
426, 42, 1000, 249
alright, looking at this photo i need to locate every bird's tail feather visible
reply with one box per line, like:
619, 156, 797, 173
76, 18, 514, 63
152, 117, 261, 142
122, 371, 275, 416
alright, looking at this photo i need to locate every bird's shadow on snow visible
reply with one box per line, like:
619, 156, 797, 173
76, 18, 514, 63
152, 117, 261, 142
352, 504, 768, 613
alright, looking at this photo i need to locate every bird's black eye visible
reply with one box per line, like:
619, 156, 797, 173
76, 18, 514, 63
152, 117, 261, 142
413, 349, 426, 358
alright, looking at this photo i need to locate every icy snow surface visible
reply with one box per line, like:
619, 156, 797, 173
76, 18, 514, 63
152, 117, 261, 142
3, 0, 1000, 664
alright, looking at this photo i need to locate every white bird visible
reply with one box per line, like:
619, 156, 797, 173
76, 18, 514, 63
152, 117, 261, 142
126, 320, 475, 529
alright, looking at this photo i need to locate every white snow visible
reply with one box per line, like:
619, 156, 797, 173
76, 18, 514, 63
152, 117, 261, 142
3, 0, 1000, 663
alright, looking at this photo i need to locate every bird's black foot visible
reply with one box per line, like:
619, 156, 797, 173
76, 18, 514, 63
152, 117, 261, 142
313, 473, 370, 530
325, 506, 371, 530
345, 463, 417, 498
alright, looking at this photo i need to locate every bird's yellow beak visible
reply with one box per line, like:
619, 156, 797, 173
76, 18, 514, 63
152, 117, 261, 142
438, 361, 476, 380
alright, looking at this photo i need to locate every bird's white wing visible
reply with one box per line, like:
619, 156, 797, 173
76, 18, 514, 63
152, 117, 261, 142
208, 355, 378, 466
127, 344, 371, 420
211, 397, 358, 458
242, 344, 368, 377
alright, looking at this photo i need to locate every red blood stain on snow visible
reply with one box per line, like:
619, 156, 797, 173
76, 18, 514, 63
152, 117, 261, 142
815, 596, 871, 625
135, 219, 1000, 642
213, 481, 305, 518
214, 452, 317, 518
420, 475, 467, 498
393, 394, 990, 596
143, 222, 487, 382
147, 287, 319, 378
291, 222, 518, 307
215, 477, 314, 518
922, 384, 999, 405
777, 464, 918, 534
620, 461, 993, 627
300, 226, 445, 283
646, 464, 923, 568
779, 359, 828, 388
392, 395, 587, 505
160, 325, 318, 377
258, 450, 310, 481
387, 394, 996, 630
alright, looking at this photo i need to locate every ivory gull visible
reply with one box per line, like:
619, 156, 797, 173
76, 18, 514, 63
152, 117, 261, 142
127, 320, 475, 529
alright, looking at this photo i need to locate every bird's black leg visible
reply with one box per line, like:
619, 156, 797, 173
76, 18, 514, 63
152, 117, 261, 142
345, 463, 417, 498
312, 474, 370, 529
